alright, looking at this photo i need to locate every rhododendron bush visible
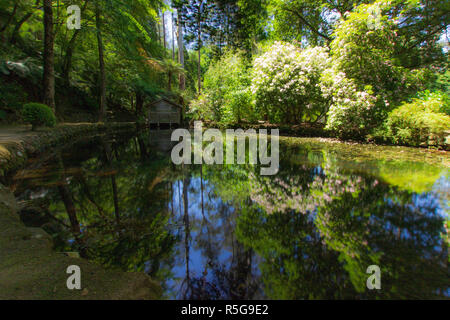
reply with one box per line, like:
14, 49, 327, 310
251, 43, 331, 123
322, 69, 380, 139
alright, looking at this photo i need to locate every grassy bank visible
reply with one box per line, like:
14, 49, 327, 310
0, 184, 161, 300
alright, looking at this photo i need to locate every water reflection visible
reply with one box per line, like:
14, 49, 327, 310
12, 130, 449, 299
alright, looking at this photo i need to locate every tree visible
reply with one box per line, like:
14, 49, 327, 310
160, 58, 185, 91
43, 0, 56, 113
269, 0, 365, 45
179, 0, 215, 94
62, 0, 89, 84
195, 49, 253, 124
95, 1, 107, 122
173, 1, 186, 91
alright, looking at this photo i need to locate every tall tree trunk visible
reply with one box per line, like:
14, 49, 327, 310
96, 4, 107, 122
197, 15, 202, 95
43, 0, 56, 112
58, 183, 87, 258
62, 29, 81, 84
168, 70, 172, 91
111, 175, 120, 225
177, 10, 185, 91
58, 184, 82, 237
172, 13, 176, 60
62, 0, 88, 83
135, 91, 143, 115
162, 11, 166, 49
137, 136, 148, 159
177, 9, 186, 121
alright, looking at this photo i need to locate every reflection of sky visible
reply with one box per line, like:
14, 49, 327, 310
432, 175, 450, 216
162, 177, 243, 299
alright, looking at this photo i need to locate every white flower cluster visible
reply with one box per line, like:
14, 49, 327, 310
251, 42, 331, 120
322, 67, 378, 135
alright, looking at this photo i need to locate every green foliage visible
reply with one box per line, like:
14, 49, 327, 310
22, 103, 57, 130
190, 50, 254, 125
380, 91, 450, 148
268, 0, 338, 45
330, 1, 430, 103
0, 78, 28, 118
0, 0, 448, 148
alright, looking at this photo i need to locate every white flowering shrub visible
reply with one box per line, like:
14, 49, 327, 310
322, 68, 380, 139
251, 42, 331, 123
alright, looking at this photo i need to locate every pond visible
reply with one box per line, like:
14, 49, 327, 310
11, 129, 449, 299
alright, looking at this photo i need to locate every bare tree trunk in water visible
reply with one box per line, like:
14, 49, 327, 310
103, 140, 120, 226
57, 155, 86, 257
183, 171, 191, 298
58, 185, 81, 236
96, 4, 106, 122
200, 164, 204, 217
43, 0, 56, 112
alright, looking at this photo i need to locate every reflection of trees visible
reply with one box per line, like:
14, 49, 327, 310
25, 134, 178, 288
56, 153, 87, 257
315, 181, 448, 299
234, 155, 448, 299
177, 166, 261, 300
236, 205, 358, 299
15, 133, 449, 300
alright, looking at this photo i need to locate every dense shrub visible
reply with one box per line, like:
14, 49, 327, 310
251, 43, 331, 123
22, 103, 57, 130
190, 50, 254, 125
189, 94, 214, 121
379, 91, 450, 148
323, 69, 380, 139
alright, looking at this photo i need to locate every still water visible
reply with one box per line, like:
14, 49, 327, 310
11, 130, 449, 299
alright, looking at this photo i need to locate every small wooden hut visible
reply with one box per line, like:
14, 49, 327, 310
147, 98, 182, 127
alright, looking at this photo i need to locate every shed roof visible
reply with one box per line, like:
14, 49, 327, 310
148, 98, 183, 109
